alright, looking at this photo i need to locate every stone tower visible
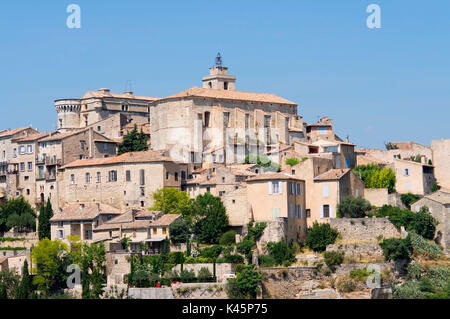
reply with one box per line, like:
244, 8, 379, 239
202, 54, 236, 91
55, 99, 81, 132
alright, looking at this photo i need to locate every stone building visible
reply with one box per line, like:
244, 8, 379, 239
389, 159, 435, 195
150, 62, 305, 165
9, 132, 52, 207
50, 202, 123, 242
0, 127, 39, 201
246, 172, 307, 243
55, 89, 156, 134
411, 191, 450, 252
290, 157, 365, 227
35, 127, 117, 210
59, 151, 188, 210
431, 139, 450, 189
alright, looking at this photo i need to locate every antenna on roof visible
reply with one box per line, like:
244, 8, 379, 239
124, 80, 133, 94
215, 53, 223, 66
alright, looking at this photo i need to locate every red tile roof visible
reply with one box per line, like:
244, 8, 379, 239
156, 87, 297, 106
314, 169, 351, 181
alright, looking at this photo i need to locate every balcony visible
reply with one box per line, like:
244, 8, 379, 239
45, 172, 57, 181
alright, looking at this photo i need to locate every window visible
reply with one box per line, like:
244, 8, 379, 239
345, 158, 351, 169
109, 170, 117, 182
181, 171, 186, 181
122, 105, 129, 112
356, 189, 359, 198
140, 169, 145, 185
406, 182, 411, 191
13, 148, 17, 157
174, 172, 179, 182
26, 189, 30, 195
140, 187, 145, 197
153, 228, 157, 235
296, 205, 303, 218
166, 172, 169, 180
322, 184, 330, 198
19, 146, 25, 154
206, 187, 211, 193
27, 162, 32, 171
318, 127, 327, 136
97, 126, 102, 132
204, 112, 211, 127
322, 205, 330, 218
71, 174, 75, 184
27, 145, 33, 154
336, 157, 341, 168
306, 209, 311, 218
288, 182, 293, 195
290, 203, 294, 218
224, 82, 229, 90
325, 146, 338, 153
80, 141, 86, 150
296, 183, 301, 196
97, 172, 101, 183
404, 169, 410, 176
126, 170, 131, 182
219, 191, 225, 197
140, 201, 145, 207
103, 143, 108, 151
86, 173, 91, 183
163, 228, 167, 235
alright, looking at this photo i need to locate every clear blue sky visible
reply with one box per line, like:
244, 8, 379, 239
0, 1, 449, 148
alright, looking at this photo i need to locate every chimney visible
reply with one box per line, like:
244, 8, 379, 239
98, 88, 111, 94
124, 91, 133, 96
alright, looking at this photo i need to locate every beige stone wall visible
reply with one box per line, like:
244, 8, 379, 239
330, 218, 401, 242
61, 161, 185, 210
172, 263, 232, 282
106, 252, 131, 286
431, 139, 450, 188
391, 159, 434, 195
411, 198, 449, 251
364, 188, 389, 207
222, 187, 250, 227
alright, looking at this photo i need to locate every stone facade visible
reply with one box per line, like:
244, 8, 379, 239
431, 139, 450, 188
330, 218, 401, 242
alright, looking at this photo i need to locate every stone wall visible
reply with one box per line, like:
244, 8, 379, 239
256, 219, 287, 254
364, 188, 389, 207
128, 283, 228, 299
106, 252, 131, 286
330, 218, 401, 242
326, 243, 384, 260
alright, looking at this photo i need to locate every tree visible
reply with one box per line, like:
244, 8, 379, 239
219, 230, 237, 246
231, 265, 262, 299
285, 158, 300, 167
266, 241, 296, 266
1, 197, 36, 232
192, 193, 229, 244
305, 222, 339, 252
379, 238, 412, 262
15, 259, 32, 299
169, 218, 191, 244
385, 142, 399, 150
118, 124, 149, 155
353, 165, 396, 193
0, 269, 20, 299
408, 207, 438, 240
337, 196, 372, 218
150, 188, 192, 217
38, 199, 54, 240
400, 193, 421, 210
31, 239, 68, 295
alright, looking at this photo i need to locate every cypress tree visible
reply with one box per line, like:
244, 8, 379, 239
15, 259, 31, 299
37, 204, 46, 240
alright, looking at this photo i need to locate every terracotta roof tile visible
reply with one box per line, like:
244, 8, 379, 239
247, 172, 303, 182
62, 150, 175, 169
314, 169, 351, 181
156, 87, 297, 106
50, 203, 123, 222
0, 127, 32, 139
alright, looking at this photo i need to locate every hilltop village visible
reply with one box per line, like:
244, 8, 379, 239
0, 57, 449, 299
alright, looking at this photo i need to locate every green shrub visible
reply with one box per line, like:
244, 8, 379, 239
305, 222, 339, 252
237, 240, 255, 262
180, 269, 196, 283
197, 267, 213, 283
337, 196, 372, 218
337, 277, 357, 293
408, 232, 443, 260
266, 241, 296, 266
323, 251, 344, 268
0, 238, 25, 242
219, 230, 237, 246
379, 238, 412, 262
223, 254, 244, 264
407, 207, 438, 240
245, 222, 267, 241
400, 193, 421, 209
286, 158, 300, 167
258, 255, 276, 267
226, 265, 262, 299
350, 268, 374, 282
199, 245, 223, 260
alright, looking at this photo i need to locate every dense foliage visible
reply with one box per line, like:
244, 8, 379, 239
400, 193, 421, 210
38, 199, 54, 240
323, 251, 344, 269
219, 230, 237, 246
117, 124, 149, 155
305, 222, 339, 252
353, 164, 396, 193
169, 218, 191, 244
226, 265, 262, 299
337, 196, 372, 218
285, 158, 300, 167
265, 240, 296, 267
150, 188, 193, 217
192, 193, 229, 244
0, 197, 36, 233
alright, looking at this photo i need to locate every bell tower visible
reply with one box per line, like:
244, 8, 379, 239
202, 53, 236, 91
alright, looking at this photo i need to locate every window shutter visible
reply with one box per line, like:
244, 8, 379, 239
323, 184, 330, 198
290, 203, 294, 218
299, 205, 303, 219
268, 182, 273, 195
320, 205, 324, 219
330, 205, 334, 218
279, 181, 283, 194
